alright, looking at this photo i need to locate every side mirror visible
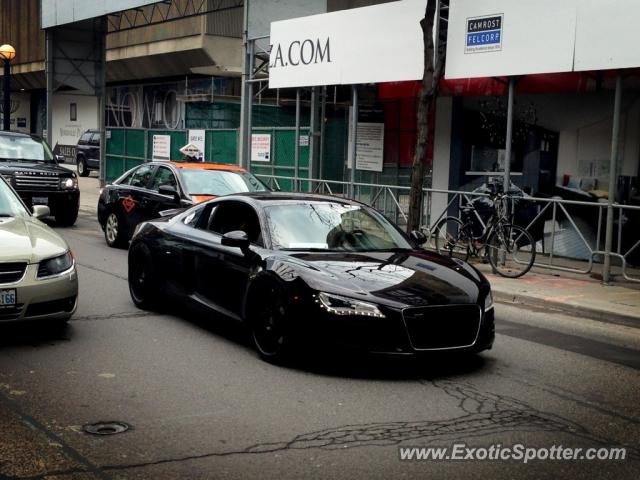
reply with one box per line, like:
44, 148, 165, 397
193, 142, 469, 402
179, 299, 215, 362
32, 205, 50, 219
410, 230, 427, 245
55, 154, 66, 163
221, 230, 250, 252
158, 185, 180, 204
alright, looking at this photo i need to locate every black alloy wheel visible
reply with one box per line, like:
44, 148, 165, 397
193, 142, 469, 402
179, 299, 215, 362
128, 246, 158, 310
250, 283, 293, 364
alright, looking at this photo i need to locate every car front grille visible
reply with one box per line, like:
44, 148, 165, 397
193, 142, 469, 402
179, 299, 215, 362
402, 304, 482, 350
0, 262, 27, 284
14, 174, 59, 190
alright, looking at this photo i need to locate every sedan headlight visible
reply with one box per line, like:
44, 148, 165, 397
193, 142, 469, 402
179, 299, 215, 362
317, 292, 385, 318
484, 291, 494, 311
37, 251, 74, 278
60, 177, 78, 189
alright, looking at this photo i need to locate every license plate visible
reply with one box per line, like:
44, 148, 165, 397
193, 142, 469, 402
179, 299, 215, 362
32, 196, 48, 205
0, 289, 16, 309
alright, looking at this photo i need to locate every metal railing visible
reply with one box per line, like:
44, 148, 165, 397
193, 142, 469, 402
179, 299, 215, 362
255, 173, 640, 283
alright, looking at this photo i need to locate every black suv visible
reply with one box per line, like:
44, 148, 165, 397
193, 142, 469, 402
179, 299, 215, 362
0, 131, 80, 226
75, 129, 100, 177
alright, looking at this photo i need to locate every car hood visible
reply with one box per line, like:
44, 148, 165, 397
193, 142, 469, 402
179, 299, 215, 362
280, 250, 489, 308
0, 215, 69, 263
0, 162, 74, 177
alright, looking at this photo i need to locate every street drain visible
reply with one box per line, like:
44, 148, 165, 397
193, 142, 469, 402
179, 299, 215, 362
83, 421, 130, 436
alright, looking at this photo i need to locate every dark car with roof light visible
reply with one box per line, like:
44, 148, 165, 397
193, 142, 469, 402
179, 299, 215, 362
97, 161, 269, 247
0, 131, 79, 226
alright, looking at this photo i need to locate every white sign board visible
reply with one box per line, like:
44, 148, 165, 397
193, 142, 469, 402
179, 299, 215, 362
188, 129, 206, 162
269, 0, 427, 88
347, 108, 385, 173
574, 0, 640, 71
251, 134, 271, 162
42, 1, 162, 28
152, 135, 171, 161
446, 0, 576, 79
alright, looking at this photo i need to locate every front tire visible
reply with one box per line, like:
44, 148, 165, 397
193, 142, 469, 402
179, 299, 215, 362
248, 282, 294, 365
128, 244, 160, 310
55, 208, 78, 227
104, 211, 128, 248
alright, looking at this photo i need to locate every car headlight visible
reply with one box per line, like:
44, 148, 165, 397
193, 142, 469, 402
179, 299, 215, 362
37, 251, 74, 278
484, 291, 494, 311
316, 292, 385, 318
61, 177, 78, 189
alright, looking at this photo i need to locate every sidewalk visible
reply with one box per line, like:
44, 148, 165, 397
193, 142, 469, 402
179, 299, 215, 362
70, 165, 640, 329
473, 261, 640, 328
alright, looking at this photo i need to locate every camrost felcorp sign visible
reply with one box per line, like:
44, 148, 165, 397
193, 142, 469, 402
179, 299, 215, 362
268, 0, 427, 89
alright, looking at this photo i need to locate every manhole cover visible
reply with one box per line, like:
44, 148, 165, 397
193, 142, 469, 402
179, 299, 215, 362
83, 421, 130, 436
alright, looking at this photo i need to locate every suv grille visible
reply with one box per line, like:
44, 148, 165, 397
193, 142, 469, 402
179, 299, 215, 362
0, 262, 27, 284
14, 173, 59, 190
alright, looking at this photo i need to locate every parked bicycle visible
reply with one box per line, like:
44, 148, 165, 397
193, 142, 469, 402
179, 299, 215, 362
432, 186, 537, 278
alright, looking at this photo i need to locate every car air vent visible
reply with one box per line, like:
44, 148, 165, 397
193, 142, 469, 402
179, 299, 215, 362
0, 262, 27, 284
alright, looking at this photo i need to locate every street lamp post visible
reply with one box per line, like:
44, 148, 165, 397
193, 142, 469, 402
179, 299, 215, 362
0, 44, 16, 131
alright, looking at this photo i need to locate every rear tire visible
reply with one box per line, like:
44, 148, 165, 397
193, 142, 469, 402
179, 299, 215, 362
77, 157, 89, 177
104, 211, 128, 248
486, 224, 536, 278
434, 216, 470, 260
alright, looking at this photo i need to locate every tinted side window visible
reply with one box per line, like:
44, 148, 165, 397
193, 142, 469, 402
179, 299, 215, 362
79, 132, 92, 143
150, 166, 178, 192
209, 201, 262, 245
129, 165, 154, 189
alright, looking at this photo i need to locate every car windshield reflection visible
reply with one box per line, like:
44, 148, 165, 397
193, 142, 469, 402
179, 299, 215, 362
0, 135, 55, 163
265, 202, 412, 252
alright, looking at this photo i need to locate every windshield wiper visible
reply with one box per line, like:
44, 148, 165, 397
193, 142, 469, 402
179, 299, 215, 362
0, 213, 15, 217
281, 247, 341, 252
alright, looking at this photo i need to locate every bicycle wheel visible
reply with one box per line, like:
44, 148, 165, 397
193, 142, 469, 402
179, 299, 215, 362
486, 224, 536, 278
434, 217, 470, 260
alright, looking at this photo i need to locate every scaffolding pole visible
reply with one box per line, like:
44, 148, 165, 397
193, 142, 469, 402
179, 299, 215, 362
603, 73, 622, 284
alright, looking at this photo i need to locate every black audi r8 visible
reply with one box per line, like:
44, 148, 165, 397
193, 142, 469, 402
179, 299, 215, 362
128, 192, 495, 364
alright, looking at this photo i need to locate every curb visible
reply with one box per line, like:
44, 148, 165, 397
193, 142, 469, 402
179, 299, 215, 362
493, 290, 640, 330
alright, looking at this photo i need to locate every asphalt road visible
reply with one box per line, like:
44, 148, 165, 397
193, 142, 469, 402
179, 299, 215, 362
0, 210, 639, 479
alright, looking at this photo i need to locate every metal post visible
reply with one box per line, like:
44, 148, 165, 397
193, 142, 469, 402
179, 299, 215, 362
2, 60, 10, 131
246, 39, 254, 170
603, 73, 622, 284
350, 85, 358, 198
308, 86, 317, 192
294, 89, 301, 191
319, 85, 327, 180
45, 30, 54, 145
503, 77, 515, 193
238, 0, 250, 168
97, 19, 107, 187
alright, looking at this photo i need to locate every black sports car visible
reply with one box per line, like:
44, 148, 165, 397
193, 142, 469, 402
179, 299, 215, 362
128, 193, 495, 363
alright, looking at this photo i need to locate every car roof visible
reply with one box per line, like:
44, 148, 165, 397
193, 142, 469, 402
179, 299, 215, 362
167, 161, 247, 172
224, 191, 367, 206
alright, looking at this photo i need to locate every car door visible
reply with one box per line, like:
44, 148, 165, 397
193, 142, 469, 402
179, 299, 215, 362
194, 200, 263, 318
87, 133, 101, 169
145, 165, 184, 219
116, 163, 156, 236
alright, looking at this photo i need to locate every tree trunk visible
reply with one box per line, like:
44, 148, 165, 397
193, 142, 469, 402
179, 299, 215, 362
406, 0, 445, 233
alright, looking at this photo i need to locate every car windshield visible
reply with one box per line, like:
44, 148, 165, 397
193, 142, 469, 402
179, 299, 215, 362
180, 169, 269, 196
0, 178, 28, 217
0, 135, 55, 163
264, 201, 413, 252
